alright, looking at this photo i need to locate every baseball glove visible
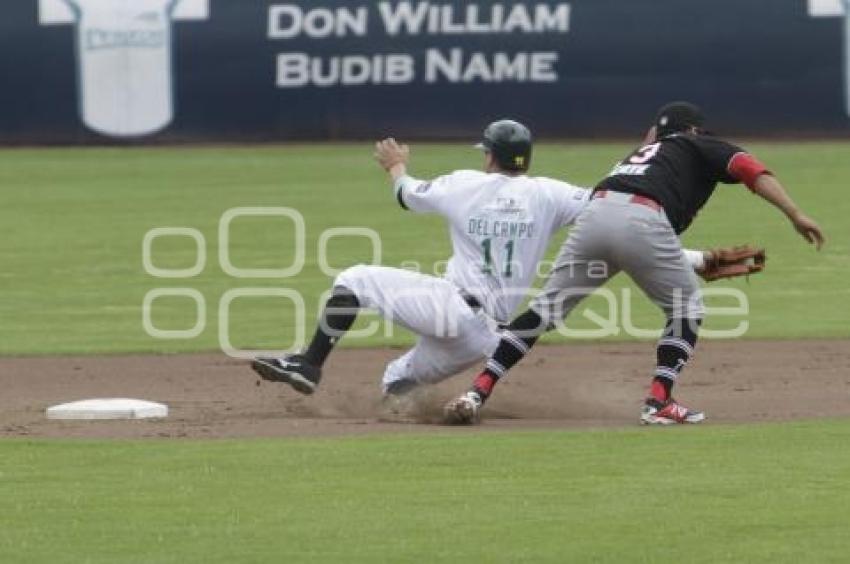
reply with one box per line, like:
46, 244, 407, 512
700, 245, 766, 282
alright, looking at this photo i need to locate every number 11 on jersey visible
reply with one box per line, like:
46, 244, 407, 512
481, 238, 514, 277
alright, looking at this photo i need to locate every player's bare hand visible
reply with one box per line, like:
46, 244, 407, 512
374, 138, 410, 172
791, 213, 825, 250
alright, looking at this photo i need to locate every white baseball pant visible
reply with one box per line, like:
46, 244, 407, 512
334, 265, 501, 392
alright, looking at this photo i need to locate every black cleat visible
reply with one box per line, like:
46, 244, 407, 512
251, 355, 321, 395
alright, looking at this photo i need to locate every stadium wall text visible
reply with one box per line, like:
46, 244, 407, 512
2, 0, 849, 142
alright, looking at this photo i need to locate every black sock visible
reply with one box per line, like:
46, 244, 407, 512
483, 309, 547, 381
650, 317, 701, 401
303, 287, 360, 367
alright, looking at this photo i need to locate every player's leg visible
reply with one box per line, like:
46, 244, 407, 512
251, 273, 361, 394
254, 265, 486, 394
383, 320, 500, 395
613, 206, 705, 424
382, 279, 500, 394
385, 327, 499, 421
333, 265, 489, 342
451, 207, 618, 417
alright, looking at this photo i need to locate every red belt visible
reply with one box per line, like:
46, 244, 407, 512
592, 190, 662, 212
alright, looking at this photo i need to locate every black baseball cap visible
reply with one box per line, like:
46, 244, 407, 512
655, 101, 705, 136
475, 119, 532, 172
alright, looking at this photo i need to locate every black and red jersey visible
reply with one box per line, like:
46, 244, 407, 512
595, 132, 769, 233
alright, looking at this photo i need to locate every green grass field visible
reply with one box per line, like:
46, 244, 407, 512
2, 421, 849, 563
1, 143, 848, 563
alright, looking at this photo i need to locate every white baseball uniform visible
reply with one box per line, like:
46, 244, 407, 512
335, 170, 591, 392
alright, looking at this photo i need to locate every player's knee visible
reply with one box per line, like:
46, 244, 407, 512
662, 317, 702, 343
333, 264, 371, 294
685, 294, 705, 321
662, 288, 704, 321
664, 307, 704, 323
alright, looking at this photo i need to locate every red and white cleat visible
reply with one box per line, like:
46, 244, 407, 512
641, 398, 705, 425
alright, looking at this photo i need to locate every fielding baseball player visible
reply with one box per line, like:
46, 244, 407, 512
445, 102, 824, 426
250, 119, 763, 400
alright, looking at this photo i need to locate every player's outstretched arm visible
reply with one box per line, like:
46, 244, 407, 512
751, 174, 825, 250
374, 138, 410, 181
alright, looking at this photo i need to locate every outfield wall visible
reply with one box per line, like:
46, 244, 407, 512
2, 0, 849, 143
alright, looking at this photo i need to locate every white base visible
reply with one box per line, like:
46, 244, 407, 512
46, 398, 168, 420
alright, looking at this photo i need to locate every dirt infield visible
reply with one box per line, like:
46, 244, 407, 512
1, 340, 848, 439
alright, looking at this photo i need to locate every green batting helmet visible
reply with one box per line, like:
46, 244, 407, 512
476, 119, 532, 172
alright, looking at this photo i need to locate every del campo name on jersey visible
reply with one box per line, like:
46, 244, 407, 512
609, 163, 649, 176
468, 218, 535, 238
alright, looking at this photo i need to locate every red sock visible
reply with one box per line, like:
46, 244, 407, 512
473, 372, 497, 398
650, 379, 671, 402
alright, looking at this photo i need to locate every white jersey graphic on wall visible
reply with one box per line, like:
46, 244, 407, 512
808, 0, 850, 117
38, 0, 209, 137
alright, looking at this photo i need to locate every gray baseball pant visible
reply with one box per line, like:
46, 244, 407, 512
530, 191, 704, 326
